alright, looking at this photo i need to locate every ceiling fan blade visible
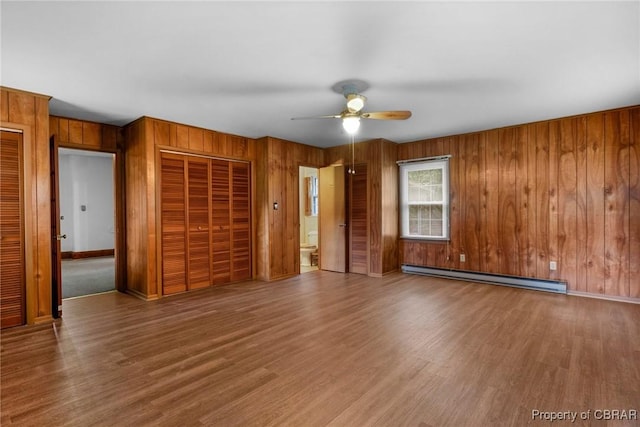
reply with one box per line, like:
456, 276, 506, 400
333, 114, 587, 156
291, 114, 341, 120
361, 111, 412, 120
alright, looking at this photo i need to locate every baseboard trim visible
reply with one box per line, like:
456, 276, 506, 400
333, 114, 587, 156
401, 265, 567, 294
125, 288, 159, 301
64, 249, 115, 259
568, 290, 640, 305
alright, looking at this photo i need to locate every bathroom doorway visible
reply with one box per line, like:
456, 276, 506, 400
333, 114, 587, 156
299, 166, 319, 273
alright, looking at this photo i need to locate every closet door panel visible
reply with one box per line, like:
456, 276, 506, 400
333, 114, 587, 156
231, 162, 251, 281
160, 154, 187, 294
0, 131, 25, 328
187, 158, 211, 289
211, 159, 231, 284
350, 164, 368, 274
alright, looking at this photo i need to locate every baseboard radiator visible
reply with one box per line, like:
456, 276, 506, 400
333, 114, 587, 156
401, 265, 567, 294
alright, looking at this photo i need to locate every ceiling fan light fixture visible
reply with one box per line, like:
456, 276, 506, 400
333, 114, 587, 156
346, 94, 366, 113
342, 116, 360, 134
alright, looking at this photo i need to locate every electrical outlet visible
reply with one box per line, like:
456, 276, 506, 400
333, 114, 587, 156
460, 254, 466, 262
549, 261, 557, 271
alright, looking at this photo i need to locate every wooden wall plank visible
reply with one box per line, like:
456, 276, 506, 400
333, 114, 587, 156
154, 120, 170, 147
514, 126, 530, 277
82, 122, 101, 147
484, 129, 500, 273
34, 97, 52, 319
448, 137, 461, 270
188, 127, 204, 152
101, 126, 118, 151
629, 108, 640, 298
575, 117, 588, 292
532, 122, 551, 280
368, 140, 382, 274
548, 121, 559, 281
8, 92, 35, 125
58, 118, 70, 142
498, 128, 518, 275
604, 111, 631, 297
124, 119, 149, 297
175, 125, 189, 150
1, 89, 8, 122
585, 114, 606, 294
68, 120, 83, 145
381, 140, 398, 274
463, 133, 483, 272
525, 124, 537, 277
555, 118, 579, 290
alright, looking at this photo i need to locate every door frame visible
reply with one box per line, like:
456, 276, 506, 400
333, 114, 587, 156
296, 164, 320, 274
50, 136, 62, 317
52, 143, 126, 305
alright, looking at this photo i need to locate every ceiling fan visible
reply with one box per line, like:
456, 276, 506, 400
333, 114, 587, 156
291, 79, 412, 134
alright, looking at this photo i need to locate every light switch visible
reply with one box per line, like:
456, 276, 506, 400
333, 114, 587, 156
80, 205, 87, 212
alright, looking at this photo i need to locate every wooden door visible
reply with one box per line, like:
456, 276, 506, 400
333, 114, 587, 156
0, 131, 25, 328
50, 137, 62, 317
211, 159, 231, 285
160, 153, 187, 294
231, 162, 251, 281
187, 157, 211, 290
319, 164, 347, 272
349, 164, 368, 274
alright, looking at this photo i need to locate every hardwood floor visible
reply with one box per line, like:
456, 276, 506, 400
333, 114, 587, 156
1, 271, 639, 426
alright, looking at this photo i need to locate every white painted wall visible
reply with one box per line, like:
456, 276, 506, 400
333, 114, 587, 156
58, 155, 75, 252
58, 151, 115, 252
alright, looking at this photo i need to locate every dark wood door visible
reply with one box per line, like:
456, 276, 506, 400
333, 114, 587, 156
0, 131, 25, 328
50, 136, 62, 317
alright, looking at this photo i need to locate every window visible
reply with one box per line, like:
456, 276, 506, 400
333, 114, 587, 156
399, 157, 450, 240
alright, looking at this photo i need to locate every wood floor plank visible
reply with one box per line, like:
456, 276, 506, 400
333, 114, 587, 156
1, 271, 639, 426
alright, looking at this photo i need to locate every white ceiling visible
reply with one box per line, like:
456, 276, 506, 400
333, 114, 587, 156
2, 1, 639, 148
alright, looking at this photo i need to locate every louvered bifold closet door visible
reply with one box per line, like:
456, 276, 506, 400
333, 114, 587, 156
350, 164, 368, 274
187, 158, 211, 290
231, 162, 251, 281
0, 131, 25, 328
211, 159, 231, 285
160, 153, 187, 294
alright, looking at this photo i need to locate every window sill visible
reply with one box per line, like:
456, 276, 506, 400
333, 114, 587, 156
400, 236, 450, 243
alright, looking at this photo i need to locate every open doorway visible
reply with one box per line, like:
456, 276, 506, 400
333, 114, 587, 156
299, 166, 319, 273
58, 148, 116, 298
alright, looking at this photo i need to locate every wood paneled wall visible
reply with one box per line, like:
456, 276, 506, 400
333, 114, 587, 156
324, 139, 398, 277
124, 117, 258, 298
0, 87, 52, 324
49, 116, 121, 151
255, 137, 324, 280
398, 106, 640, 299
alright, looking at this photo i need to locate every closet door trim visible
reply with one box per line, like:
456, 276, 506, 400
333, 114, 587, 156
159, 149, 250, 165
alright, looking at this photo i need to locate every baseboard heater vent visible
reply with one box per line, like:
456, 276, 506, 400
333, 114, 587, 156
401, 265, 567, 294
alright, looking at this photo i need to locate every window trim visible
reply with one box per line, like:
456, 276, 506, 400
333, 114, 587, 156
398, 156, 450, 241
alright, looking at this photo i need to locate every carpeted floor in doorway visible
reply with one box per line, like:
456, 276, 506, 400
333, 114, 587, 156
62, 256, 115, 299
